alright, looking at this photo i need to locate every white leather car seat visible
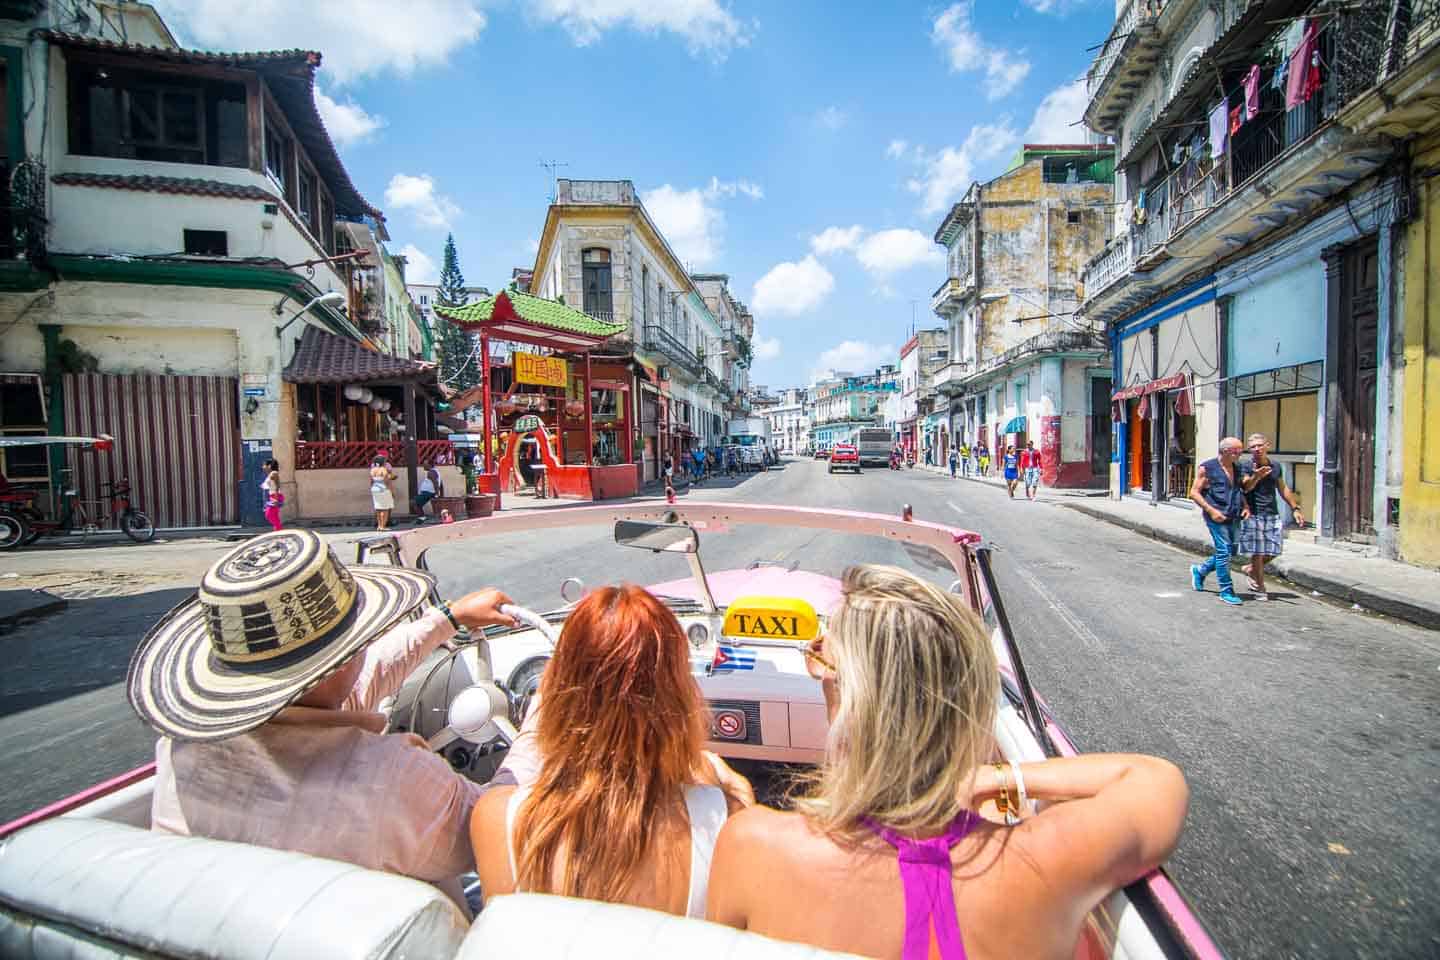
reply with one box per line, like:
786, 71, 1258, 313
0, 818, 469, 959
461, 893, 870, 959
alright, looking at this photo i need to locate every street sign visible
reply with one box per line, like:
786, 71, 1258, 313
243, 387, 266, 397
514, 351, 568, 388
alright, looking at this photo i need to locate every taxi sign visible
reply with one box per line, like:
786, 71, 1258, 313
721, 596, 819, 642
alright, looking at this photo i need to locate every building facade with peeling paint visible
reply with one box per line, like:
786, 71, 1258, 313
931, 145, 1116, 488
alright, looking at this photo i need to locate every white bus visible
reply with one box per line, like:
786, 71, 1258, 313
855, 428, 893, 466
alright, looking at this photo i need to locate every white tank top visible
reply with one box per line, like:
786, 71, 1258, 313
503, 783, 728, 919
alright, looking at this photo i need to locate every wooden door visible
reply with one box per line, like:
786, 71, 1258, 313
1337, 239, 1379, 539
1091, 377, 1112, 477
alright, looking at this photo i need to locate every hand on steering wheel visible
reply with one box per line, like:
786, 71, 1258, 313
499, 603, 560, 647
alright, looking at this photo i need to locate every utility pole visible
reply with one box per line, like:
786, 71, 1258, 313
540, 159, 570, 203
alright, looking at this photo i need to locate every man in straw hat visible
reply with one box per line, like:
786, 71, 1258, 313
129, 529, 525, 894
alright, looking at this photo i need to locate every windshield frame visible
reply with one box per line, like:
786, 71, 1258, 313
355, 500, 984, 611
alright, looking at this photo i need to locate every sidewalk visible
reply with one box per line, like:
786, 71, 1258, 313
919, 462, 1440, 630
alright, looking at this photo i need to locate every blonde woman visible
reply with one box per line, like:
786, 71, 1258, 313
706, 565, 1189, 960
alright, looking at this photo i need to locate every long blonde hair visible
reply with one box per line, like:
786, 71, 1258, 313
797, 564, 999, 839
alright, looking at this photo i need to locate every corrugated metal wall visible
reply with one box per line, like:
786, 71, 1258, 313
63, 373, 241, 529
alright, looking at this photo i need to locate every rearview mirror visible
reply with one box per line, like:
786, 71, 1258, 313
614, 520, 699, 554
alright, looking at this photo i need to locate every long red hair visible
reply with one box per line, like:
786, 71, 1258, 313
513, 584, 707, 902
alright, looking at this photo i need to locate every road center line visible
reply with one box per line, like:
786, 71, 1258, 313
1010, 562, 1105, 655
947, 501, 964, 514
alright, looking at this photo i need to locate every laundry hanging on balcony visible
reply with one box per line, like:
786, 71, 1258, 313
1285, 18, 1322, 110
1208, 97, 1230, 159
1273, 18, 1305, 92
1243, 64, 1262, 121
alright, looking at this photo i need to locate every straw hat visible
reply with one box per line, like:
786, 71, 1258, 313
127, 529, 434, 742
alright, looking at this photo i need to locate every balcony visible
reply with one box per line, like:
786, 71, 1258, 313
1082, 4, 1400, 324
930, 274, 974, 315
970, 328, 1107, 383
643, 324, 702, 377
1083, 0, 1165, 134
931, 361, 974, 395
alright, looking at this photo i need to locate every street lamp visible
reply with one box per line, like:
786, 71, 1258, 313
276, 290, 346, 337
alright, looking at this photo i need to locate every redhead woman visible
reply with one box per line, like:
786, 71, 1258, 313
706, 565, 1189, 960
470, 584, 753, 917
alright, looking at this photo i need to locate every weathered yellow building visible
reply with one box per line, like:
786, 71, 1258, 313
931, 146, 1116, 488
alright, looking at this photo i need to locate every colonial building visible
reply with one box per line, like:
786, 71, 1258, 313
0, 2, 445, 530
1079, 0, 1431, 560
897, 328, 948, 464
762, 387, 811, 455
691, 273, 754, 422
809, 367, 899, 449
530, 180, 737, 482
932, 145, 1115, 487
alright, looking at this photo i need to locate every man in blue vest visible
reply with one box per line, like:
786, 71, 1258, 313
1187, 436, 1250, 605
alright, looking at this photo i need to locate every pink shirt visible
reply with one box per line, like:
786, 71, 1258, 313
151, 608, 539, 884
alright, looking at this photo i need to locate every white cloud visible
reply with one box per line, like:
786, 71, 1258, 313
1025, 75, 1090, 142
814, 340, 895, 378
398, 243, 439, 284
906, 121, 1021, 215
151, 0, 486, 84
384, 173, 461, 230
530, 0, 752, 61
855, 229, 943, 275
641, 177, 762, 268
753, 331, 782, 360
1021, 0, 1088, 13
886, 139, 910, 159
314, 89, 385, 147
752, 255, 835, 317
809, 225, 865, 256
931, 2, 1031, 100
815, 105, 848, 131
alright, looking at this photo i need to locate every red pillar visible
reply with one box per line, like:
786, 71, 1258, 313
583, 352, 594, 466
481, 332, 497, 508
1041, 414, 1062, 487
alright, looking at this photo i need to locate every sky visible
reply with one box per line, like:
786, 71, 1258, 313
150, 0, 1117, 388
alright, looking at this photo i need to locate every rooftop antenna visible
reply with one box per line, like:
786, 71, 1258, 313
540, 159, 570, 203
909, 298, 919, 337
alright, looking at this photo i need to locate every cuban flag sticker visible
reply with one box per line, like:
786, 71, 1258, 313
708, 644, 756, 675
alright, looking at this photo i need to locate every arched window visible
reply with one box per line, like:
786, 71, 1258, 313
582, 248, 612, 318
1171, 48, 1203, 100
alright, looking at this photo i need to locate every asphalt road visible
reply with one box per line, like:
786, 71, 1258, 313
1, 459, 1435, 959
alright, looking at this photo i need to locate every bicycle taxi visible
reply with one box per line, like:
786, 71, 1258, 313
0, 433, 155, 549
0, 502, 1224, 959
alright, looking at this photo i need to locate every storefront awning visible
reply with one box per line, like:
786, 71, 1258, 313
1002, 415, 1027, 434
1111, 372, 1188, 402
283, 326, 438, 387
1112, 372, 1192, 419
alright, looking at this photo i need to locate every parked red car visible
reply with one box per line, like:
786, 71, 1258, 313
828, 443, 861, 474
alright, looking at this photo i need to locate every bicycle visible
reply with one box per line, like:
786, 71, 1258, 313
0, 469, 156, 549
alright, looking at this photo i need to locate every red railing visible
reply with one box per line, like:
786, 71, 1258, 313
294, 440, 457, 470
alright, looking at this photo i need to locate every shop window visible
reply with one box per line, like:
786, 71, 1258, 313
1241, 392, 1318, 455
68, 62, 246, 167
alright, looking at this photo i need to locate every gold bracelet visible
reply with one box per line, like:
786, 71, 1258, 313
993, 762, 1010, 816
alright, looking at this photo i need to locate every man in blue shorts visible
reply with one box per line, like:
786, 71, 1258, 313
1020, 440, 1042, 500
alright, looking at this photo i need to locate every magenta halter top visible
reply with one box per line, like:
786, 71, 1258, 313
866, 812, 979, 960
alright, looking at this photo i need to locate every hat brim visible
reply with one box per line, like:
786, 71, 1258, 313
127, 565, 435, 742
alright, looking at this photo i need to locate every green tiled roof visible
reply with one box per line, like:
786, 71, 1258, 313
434, 290, 626, 338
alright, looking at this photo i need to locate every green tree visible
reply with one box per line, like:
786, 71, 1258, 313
434, 234, 479, 390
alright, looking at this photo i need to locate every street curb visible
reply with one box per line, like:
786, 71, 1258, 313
0, 590, 68, 634
1059, 502, 1440, 631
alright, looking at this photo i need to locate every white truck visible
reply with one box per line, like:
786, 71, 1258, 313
725, 417, 772, 471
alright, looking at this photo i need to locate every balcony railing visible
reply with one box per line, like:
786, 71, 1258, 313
931, 361, 974, 393
930, 274, 974, 314
294, 440, 457, 470
1085, 0, 1153, 98
1082, 234, 1133, 301
972, 328, 1106, 379
643, 324, 702, 375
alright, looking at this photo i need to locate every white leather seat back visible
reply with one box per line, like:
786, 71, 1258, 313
461, 893, 869, 959
0, 818, 468, 960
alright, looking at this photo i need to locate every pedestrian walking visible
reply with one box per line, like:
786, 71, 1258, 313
1238, 433, 1304, 600
1020, 440, 1042, 500
948, 447, 959, 478
414, 465, 441, 523
1188, 437, 1249, 606
977, 440, 990, 477
958, 440, 971, 477
1002, 445, 1020, 498
368, 452, 397, 532
261, 458, 283, 532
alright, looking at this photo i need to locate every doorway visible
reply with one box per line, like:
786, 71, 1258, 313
1090, 376, 1112, 478
1337, 238, 1379, 540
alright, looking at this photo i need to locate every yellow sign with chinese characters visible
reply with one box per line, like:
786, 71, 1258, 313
514, 351, 568, 388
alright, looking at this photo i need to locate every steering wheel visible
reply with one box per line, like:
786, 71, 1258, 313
500, 603, 560, 647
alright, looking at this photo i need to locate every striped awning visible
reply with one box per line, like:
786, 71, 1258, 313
1002, 416, 1027, 434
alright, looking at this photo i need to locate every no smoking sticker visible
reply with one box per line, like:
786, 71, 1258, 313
711, 709, 747, 741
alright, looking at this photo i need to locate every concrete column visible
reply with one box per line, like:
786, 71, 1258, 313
1039, 356, 1062, 486
1320, 245, 1344, 542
